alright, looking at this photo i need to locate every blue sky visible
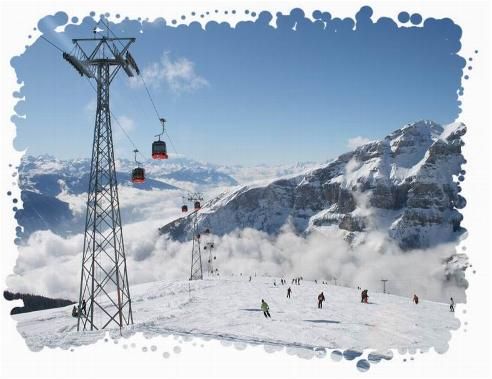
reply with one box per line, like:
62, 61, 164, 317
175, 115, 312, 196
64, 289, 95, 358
11, 7, 465, 165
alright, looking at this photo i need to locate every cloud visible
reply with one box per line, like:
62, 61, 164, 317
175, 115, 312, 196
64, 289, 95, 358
7, 218, 467, 304
8, 168, 467, 304
84, 99, 96, 114
117, 115, 136, 133
113, 114, 136, 142
347, 136, 371, 150
129, 52, 208, 93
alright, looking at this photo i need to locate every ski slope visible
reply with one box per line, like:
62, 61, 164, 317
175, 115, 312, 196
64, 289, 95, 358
13, 277, 460, 353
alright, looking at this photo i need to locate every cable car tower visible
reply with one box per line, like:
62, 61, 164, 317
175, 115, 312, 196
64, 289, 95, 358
182, 193, 204, 280
63, 25, 139, 331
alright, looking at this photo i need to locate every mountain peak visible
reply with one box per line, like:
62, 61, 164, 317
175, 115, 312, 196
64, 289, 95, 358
160, 120, 466, 250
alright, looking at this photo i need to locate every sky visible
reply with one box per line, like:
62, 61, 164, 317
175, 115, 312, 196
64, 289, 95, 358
11, 7, 465, 165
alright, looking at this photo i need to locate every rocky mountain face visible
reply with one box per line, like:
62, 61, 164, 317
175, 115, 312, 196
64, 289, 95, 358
160, 121, 467, 250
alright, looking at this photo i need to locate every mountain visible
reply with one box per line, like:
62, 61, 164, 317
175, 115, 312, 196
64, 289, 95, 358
159, 121, 467, 250
13, 276, 459, 355
14, 190, 79, 238
19, 155, 179, 196
15, 154, 318, 240
15, 155, 181, 239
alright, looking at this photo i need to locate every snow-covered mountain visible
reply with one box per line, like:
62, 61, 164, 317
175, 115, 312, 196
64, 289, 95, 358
16, 155, 181, 239
15, 154, 320, 239
19, 155, 182, 196
160, 121, 467, 250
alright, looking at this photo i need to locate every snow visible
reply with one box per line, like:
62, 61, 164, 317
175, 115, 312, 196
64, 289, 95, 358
14, 277, 459, 353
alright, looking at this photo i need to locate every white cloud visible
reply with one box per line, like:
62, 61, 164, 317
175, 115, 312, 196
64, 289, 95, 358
347, 136, 371, 150
8, 218, 466, 304
84, 99, 96, 114
117, 115, 136, 133
7, 171, 466, 304
129, 52, 208, 93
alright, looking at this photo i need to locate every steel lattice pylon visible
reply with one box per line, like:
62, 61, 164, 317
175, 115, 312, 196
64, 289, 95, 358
63, 29, 140, 331
190, 212, 203, 280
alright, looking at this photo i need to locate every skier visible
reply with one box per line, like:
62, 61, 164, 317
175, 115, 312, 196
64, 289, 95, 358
72, 305, 78, 318
361, 289, 368, 303
287, 287, 292, 298
249, 276, 252, 282
261, 299, 271, 318
413, 294, 419, 305
450, 297, 455, 312
317, 292, 326, 309
274, 280, 277, 287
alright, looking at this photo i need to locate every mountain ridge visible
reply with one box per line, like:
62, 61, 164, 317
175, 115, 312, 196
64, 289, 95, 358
159, 120, 467, 250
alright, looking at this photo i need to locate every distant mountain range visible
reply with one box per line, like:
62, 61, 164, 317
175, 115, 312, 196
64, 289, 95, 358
160, 121, 467, 250
15, 154, 317, 239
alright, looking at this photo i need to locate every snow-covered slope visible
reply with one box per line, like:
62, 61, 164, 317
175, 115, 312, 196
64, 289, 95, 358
160, 121, 467, 250
14, 277, 459, 353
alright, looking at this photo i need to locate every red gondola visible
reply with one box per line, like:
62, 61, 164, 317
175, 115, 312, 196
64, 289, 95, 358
194, 201, 201, 210
131, 167, 145, 184
181, 205, 188, 212
152, 140, 168, 160
152, 118, 168, 160
131, 149, 145, 184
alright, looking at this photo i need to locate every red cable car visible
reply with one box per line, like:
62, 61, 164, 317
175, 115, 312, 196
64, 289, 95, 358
132, 167, 145, 184
152, 140, 168, 160
131, 149, 145, 184
181, 204, 188, 212
152, 118, 169, 160
194, 201, 201, 210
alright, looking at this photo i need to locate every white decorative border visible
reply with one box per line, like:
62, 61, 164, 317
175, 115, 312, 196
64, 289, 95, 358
0, 0, 490, 377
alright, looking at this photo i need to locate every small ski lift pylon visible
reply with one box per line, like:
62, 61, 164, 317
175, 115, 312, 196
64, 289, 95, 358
131, 149, 145, 184
152, 118, 168, 160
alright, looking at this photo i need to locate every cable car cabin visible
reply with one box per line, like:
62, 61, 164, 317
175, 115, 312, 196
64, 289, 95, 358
181, 205, 188, 213
131, 167, 145, 184
152, 140, 168, 160
194, 201, 201, 210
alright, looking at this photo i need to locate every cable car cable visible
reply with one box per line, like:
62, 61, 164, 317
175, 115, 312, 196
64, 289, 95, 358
39, 35, 65, 53
39, 32, 173, 162
41, 33, 148, 164
98, 19, 181, 156
83, 77, 147, 163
